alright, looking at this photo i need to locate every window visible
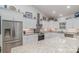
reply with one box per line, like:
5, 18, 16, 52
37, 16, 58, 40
23, 12, 32, 19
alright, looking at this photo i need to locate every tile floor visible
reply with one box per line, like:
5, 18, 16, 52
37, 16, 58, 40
11, 33, 79, 53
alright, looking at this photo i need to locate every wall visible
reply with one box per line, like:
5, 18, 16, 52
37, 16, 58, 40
66, 17, 79, 29
42, 20, 59, 29
58, 16, 79, 29
0, 5, 47, 28
42, 15, 79, 31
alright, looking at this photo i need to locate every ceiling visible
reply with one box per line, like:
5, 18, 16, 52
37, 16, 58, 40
33, 5, 79, 18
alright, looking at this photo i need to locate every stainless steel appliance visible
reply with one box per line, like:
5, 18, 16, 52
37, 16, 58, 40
2, 20, 23, 53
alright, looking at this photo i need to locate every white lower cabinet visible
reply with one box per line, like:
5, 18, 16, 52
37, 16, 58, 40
23, 34, 38, 45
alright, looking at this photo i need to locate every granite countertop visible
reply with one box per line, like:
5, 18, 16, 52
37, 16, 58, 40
23, 31, 57, 36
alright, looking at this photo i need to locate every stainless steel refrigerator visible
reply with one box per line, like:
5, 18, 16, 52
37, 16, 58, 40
2, 20, 23, 53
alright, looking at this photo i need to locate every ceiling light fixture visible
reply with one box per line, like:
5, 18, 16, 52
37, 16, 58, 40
59, 14, 63, 17
52, 10, 56, 14
67, 6, 71, 9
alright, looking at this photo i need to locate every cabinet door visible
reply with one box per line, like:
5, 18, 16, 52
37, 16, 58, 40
12, 21, 22, 41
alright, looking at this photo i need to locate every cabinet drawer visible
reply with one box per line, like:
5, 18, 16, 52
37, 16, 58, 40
12, 41, 22, 47
3, 43, 12, 53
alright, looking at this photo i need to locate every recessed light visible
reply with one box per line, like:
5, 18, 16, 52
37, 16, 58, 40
52, 10, 56, 14
59, 14, 63, 17
67, 6, 71, 9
